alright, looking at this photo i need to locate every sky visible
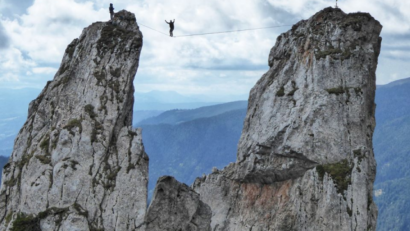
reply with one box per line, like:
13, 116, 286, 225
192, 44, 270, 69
0, 0, 409, 101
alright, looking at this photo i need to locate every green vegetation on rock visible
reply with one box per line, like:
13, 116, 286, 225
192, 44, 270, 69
35, 155, 51, 165
84, 104, 97, 119
64, 119, 83, 134
11, 213, 40, 231
316, 159, 353, 194
276, 86, 285, 97
11, 207, 70, 231
315, 48, 351, 61
39, 136, 50, 151
326, 87, 345, 95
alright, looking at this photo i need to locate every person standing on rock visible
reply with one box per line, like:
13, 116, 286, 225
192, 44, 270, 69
109, 3, 114, 20
165, 19, 175, 37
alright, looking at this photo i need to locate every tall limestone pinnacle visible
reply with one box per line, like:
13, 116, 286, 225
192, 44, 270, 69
193, 7, 382, 230
0, 6, 382, 231
0, 10, 146, 230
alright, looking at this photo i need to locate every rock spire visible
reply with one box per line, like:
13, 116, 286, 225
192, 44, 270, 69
0, 6, 382, 231
0, 10, 146, 230
193, 7, 382, 230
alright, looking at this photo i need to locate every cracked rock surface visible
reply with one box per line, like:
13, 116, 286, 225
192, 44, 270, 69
144, 176, 211, 231
0, 10, 146, 231
193, 7, 382, 231
0, 7, 382, 231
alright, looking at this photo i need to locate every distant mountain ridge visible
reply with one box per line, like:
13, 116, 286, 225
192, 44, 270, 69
134, 90, 246, 110
135, 90, 203, 103
373, 77, 410, 230
0, 88, 240, 156
137, 101, 247, 125
135, 103, 248, 198
135, 77, 410, 231
377, 77, 410, 88
1, 76, 410, 229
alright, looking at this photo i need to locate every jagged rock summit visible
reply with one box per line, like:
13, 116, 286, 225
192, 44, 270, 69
0, 10, 146, 230
193, 7, 382, 230
144, 176, 212, 231
0, 7, 382, 231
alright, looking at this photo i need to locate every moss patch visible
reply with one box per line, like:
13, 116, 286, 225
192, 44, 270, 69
51, 130, 60, 150
354, 87, 362, 95
316, 159, 353, 194
98, 95, 108, 113
276, 86, 285, 97
93, 70, 106, 86
316, 48, 342, 60
326, 87, 345, 95
341, 49, 351, 61
367, 192, 373, 211
5, 150, 35, 188
64, 39, 78, 59
40, 136, 50, 151
316, 48, 352, 61
11, 213, 40, 231
97, 24, 136, 54
347, 206, 353, 217
107, 167, 121, 181
38, 207, 69, 228
103, 167, 122, 190
11, 207, 69, 229
64, 119, 83, 135
17, 153, 34, 169
110, 67, 122, 78
73, 203, 89, 218
128, 130, 138, 137
341, 13, 372, 31
36, 155, 51, 165
4, 178, 18, 187
90, 226, 105, 231
97, 25, 117, 51
353, 149, 366, 165
39, 135, 51, 156
70, 160, 80, 170
84, 104, 97, 119
5, 212, 13, 226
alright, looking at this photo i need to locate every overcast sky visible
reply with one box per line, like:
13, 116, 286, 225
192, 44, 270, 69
0, 0, 409, 100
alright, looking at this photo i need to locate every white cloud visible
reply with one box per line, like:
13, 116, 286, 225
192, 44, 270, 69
32, 67, 57, 74
0, 0, 410, 98
0, 47, 35, 71
2, 0, 108, 63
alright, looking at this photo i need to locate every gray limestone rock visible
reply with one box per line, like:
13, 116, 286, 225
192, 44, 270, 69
144, 176, 211, 231
0, 6, 382, 231
0, 10, 146, 231
193, 7, 381, 231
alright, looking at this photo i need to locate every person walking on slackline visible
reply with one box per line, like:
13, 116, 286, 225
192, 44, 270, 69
165, 19, 175, 37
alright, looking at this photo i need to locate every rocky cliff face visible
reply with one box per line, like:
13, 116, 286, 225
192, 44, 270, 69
193, 7, 381, 231
0, 7, 382, 231
0, 10, 146, 230
145, 176, 211, 231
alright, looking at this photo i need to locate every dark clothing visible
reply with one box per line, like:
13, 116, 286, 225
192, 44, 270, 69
109, 4, 114, 20
165, 20, 175, 37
